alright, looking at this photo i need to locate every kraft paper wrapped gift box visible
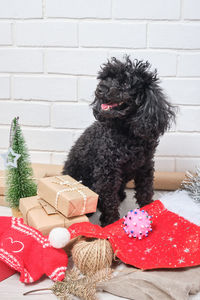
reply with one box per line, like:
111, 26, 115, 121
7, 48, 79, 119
38, 175, 98, 218
19, 195, 89, 236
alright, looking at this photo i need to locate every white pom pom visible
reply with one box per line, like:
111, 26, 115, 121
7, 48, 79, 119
49, 227, 70, 249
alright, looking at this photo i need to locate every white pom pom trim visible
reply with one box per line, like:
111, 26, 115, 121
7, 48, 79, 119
160, 190, 200, 226
49, 227, 71, 249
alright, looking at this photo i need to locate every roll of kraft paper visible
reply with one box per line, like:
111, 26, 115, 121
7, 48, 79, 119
126, 172, 186, 191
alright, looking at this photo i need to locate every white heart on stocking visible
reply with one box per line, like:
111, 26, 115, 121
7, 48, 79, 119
4, 237, 24, 253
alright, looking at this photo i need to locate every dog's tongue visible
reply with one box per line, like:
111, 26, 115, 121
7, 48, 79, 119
101, 103, 118, 110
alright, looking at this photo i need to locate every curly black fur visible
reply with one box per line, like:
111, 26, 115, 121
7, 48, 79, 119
63, 56, 176, 226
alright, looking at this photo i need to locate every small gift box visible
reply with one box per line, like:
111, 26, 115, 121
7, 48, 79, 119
19, 195, 89, 236
0, 170, 5, 195
38, 175, 98, 218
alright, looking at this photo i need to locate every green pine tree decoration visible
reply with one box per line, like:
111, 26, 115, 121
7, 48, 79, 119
6, 117, 37, 208
181, 167, 200, 203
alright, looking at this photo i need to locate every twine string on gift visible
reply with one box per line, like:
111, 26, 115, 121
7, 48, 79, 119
53, 176, 82, 186
25, 205, 41, 224
49, 206, 72, 228
25, 200, 70, 229
53, 176, 87, 216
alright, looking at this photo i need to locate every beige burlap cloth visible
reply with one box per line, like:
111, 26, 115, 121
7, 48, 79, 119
98, 265, 200, 300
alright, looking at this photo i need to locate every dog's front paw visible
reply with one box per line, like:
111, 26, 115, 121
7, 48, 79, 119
100, 212, 120, 227
137, 198, 154, 208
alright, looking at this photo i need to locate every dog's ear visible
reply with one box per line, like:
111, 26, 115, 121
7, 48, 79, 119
129, 84, 176, 139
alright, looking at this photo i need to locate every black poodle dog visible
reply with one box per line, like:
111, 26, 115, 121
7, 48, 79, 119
63, 56, 175, 226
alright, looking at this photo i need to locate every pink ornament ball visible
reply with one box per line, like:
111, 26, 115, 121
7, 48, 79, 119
123, 209, 152, 240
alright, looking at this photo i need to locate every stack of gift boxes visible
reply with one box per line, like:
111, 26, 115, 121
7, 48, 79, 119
19, 174, 98, 236
0, 164, 98, 236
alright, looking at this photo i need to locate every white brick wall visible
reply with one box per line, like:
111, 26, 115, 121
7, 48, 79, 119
23, 128, 77, 152
0, 0, 42, 19
15, 22, 78, 47
79, 22, 146, 48
113, 0, 181, 20
0, 0, 199, 173
161, 79, 200, 105
148, 23, 200, 49
0, 76, 10, 99
183, 0, 200, 20
78, 77, 97, 102
46, 49, 109, 75
13, 76, 77, 101
0, 23, 12, 45
178, 53, 200, 76
51, 103, 94, 129
45, 0, 112, 19
177, 107, 200, 131
0, 49, 43, 73
0, 101, 50, 126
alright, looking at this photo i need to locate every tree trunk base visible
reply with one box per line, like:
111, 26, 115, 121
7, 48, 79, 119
11, 207, 23, 218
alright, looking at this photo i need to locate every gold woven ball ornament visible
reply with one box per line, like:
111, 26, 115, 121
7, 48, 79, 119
72, 238, 113, 275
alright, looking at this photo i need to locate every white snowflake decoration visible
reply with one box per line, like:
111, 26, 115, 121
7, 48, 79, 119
1, 147, 21, 168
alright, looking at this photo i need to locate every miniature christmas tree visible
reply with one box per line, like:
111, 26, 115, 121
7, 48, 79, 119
181, 167, 200, 203
5, 117, 37, 208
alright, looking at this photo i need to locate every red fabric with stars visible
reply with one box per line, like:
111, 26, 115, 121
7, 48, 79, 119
0, 217, 68, 283
68, 200, 200, 270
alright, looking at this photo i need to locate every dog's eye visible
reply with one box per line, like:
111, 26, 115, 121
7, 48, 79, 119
98, 85, 108, 93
